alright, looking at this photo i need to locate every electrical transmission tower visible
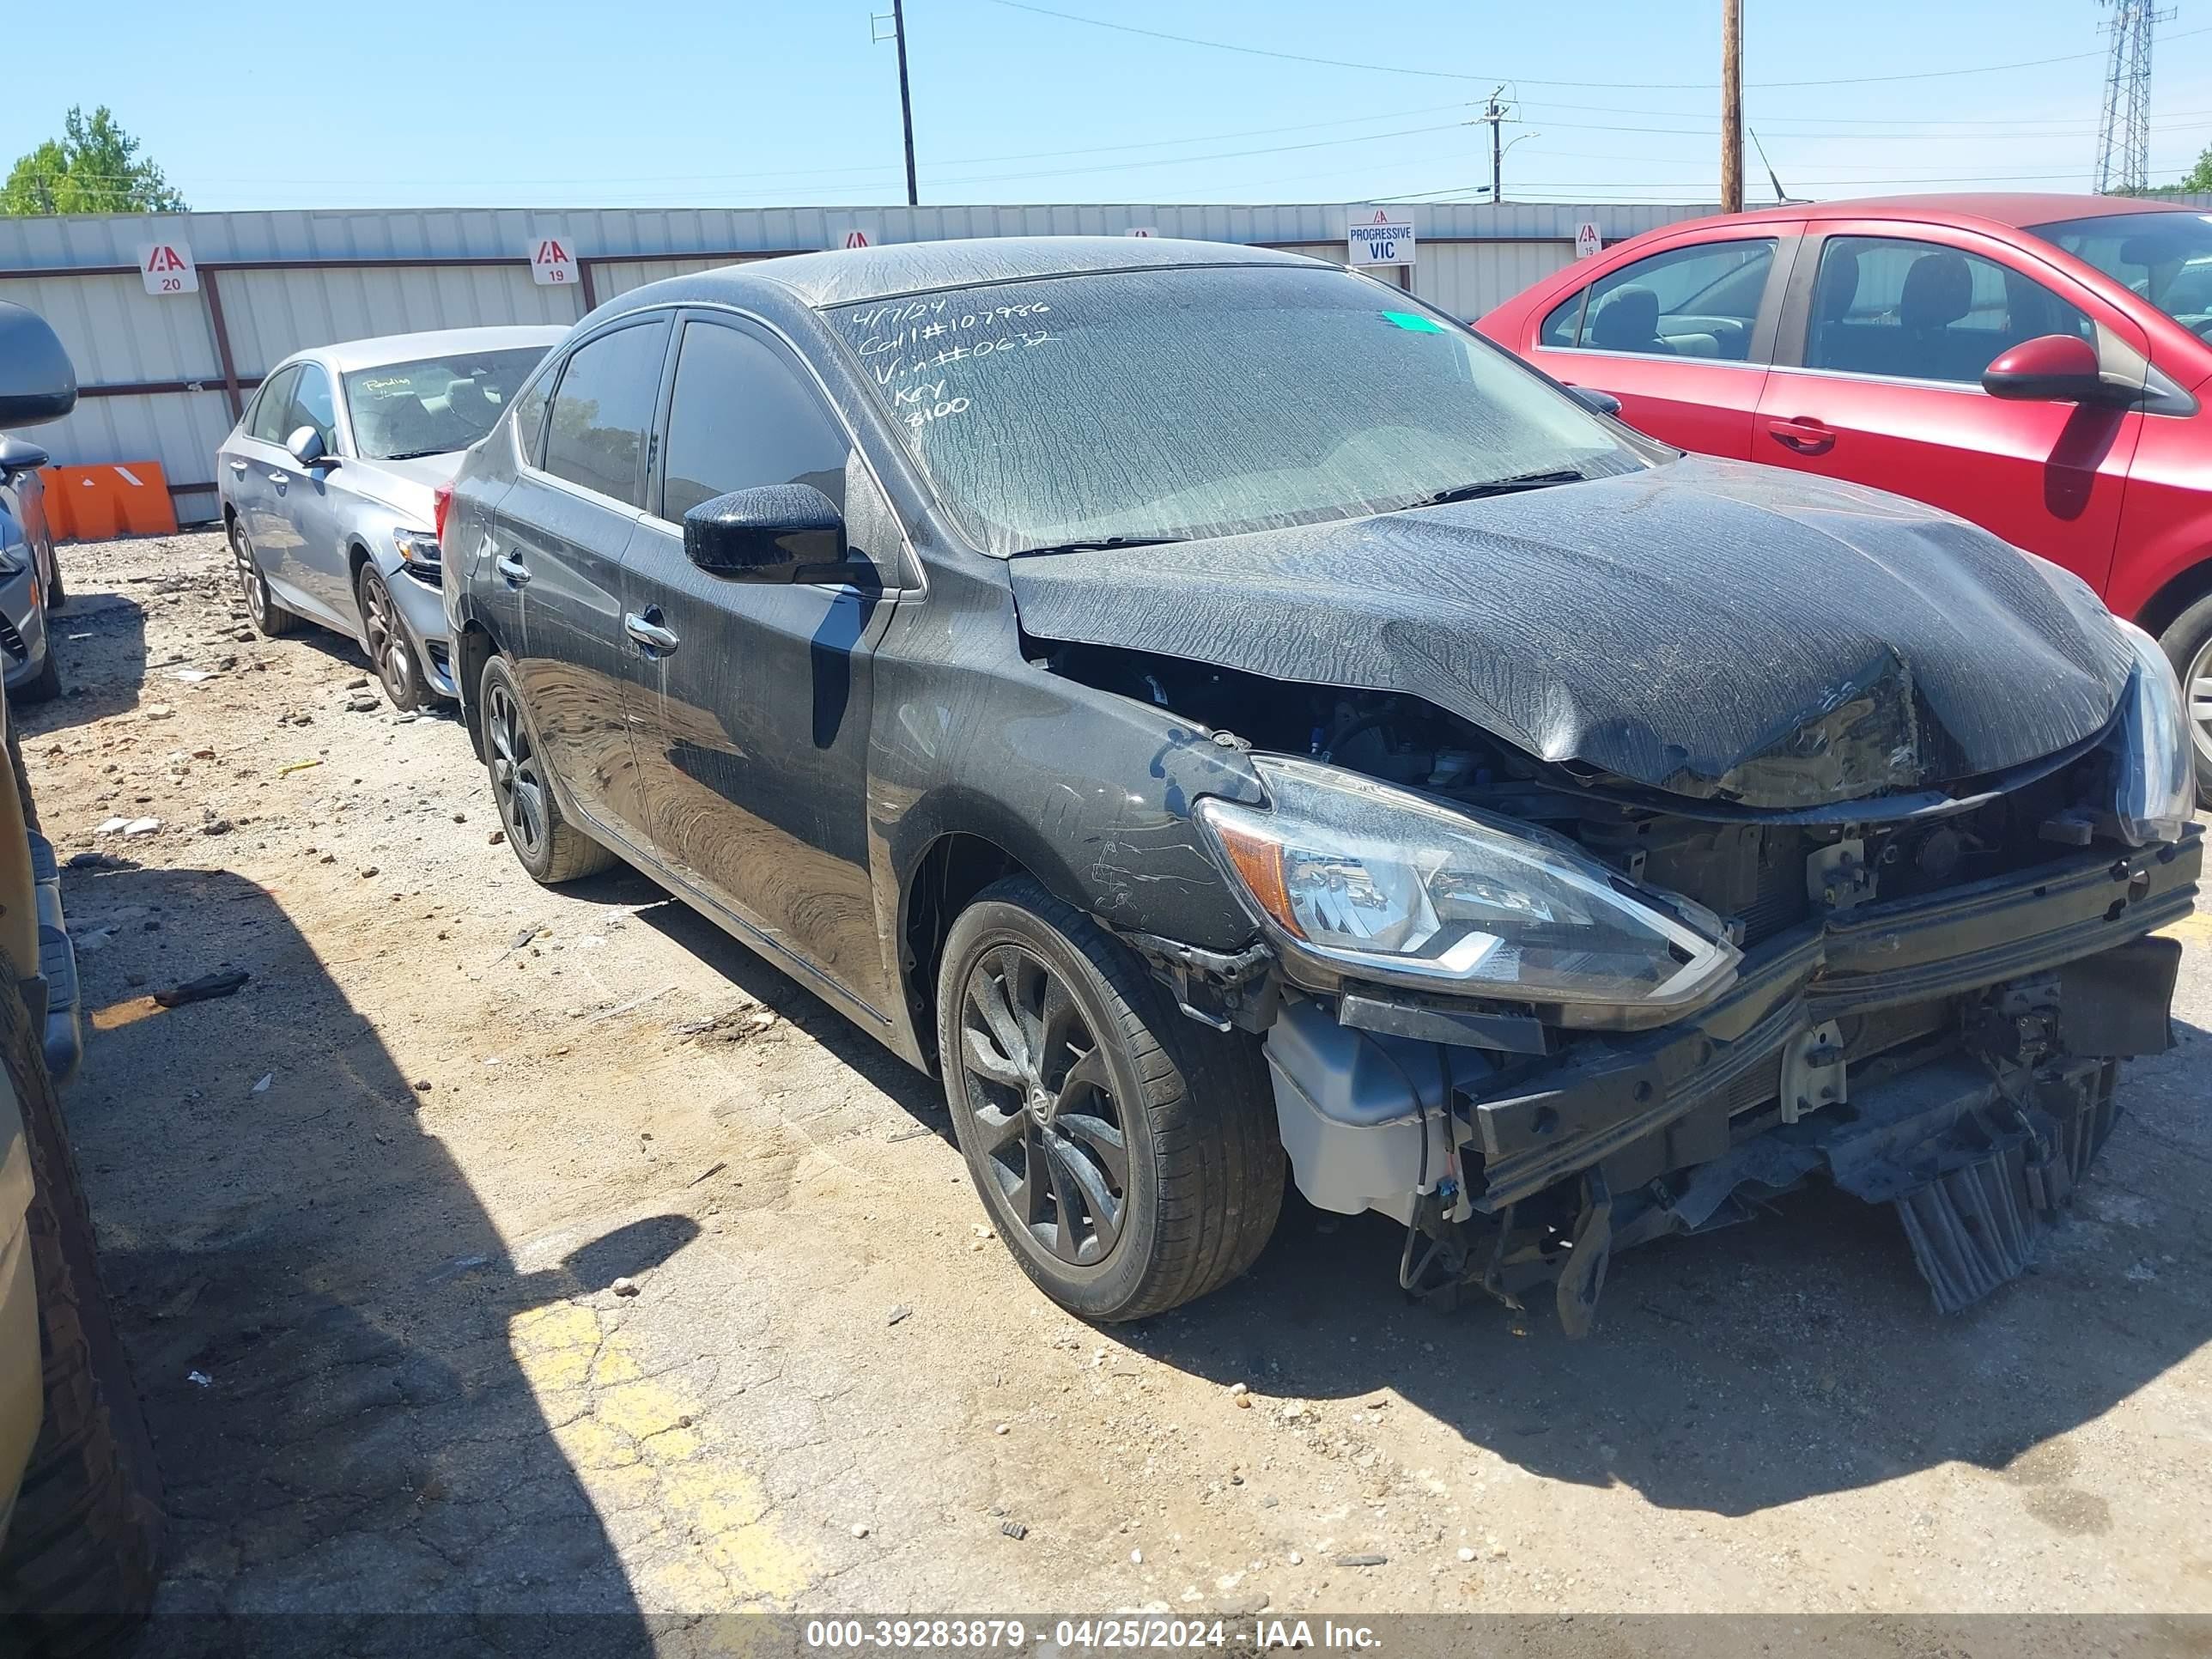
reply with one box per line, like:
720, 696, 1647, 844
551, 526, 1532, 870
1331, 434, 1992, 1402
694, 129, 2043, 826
2094, 1, 2172, 194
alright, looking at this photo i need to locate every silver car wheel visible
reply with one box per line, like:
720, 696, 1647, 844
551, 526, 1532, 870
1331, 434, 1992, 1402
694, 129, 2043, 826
359, 570, 412, 701
229, 520, 266, 628
485, 679, 547, 859
2189, 633, 2212, 776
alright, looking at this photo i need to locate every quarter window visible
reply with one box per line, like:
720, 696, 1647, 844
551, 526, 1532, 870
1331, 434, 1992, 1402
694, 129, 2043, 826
288, 363, 338, 453
248, 366, 301, 443
659, 322, 848, 522
1565, 239, 1777, 361
543, 319, 671, 507
1804, 235, 2094, 386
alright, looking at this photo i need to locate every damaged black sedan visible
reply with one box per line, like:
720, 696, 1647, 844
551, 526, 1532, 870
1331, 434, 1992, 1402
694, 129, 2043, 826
442, 236, 2202, 1332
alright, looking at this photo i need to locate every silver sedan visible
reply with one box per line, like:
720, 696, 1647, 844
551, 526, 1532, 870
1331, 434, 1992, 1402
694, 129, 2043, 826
216, 325, 565, 707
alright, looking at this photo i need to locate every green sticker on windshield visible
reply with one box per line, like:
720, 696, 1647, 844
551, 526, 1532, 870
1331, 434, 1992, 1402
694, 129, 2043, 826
1381, 311, 1446, 333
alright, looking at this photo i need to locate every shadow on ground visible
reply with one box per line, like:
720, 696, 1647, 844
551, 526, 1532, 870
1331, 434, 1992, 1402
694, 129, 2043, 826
35, 590, 148, 728
58, 862, 694, 1656
592, 874, 2212, 1528
1121, 1018, 2212, 1523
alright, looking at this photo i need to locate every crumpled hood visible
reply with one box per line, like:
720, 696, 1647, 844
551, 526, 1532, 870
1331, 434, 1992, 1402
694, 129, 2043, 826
1008, 456, 2134, 808
340, 453, 459, 526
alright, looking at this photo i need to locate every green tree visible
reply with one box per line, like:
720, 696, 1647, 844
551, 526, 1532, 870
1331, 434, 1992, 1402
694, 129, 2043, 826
2177, 144, 2212, 193
1, 107, 185, 216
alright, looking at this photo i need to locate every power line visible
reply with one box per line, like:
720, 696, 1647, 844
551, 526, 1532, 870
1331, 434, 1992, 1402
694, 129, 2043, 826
981, 0, 2212, 90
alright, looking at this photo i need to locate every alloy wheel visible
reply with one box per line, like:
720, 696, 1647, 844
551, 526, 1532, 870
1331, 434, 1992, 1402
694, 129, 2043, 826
2189, 634, 2212, 779
230, 524, 266, 628
955, 944, 1130, 1267
360, 572, 411, 701
485, 680, 549, 860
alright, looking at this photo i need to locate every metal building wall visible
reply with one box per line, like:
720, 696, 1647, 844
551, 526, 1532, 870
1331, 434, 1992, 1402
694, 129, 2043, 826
0, 199, 1711, 526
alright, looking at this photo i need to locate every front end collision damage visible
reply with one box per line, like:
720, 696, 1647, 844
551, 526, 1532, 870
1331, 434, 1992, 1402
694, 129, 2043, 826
1021, 629, 2201, 1337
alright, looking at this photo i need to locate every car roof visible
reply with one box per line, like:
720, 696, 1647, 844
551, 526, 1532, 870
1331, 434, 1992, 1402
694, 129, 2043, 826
1655, 192, 2199, 238
609, 235, 1328, 313
307, 325, 570, 374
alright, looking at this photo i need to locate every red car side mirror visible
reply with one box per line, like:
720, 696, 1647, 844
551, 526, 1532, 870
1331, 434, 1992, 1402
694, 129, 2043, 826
1982, 333, 2123, 405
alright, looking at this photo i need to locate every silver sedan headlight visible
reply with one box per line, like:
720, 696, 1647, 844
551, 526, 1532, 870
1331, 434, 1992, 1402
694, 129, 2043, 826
392, 527, 442, 572
1195, 754, 1740, 1018
2111, 618, 2194, 847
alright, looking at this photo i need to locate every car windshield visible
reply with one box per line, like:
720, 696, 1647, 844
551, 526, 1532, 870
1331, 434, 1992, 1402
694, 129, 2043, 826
823, 264, 1650, 556
341, 347, 550, 461
2032, 210, 2212, 334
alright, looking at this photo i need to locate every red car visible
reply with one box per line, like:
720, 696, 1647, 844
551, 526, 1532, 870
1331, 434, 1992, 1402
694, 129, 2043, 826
1477, 192, 2212, 802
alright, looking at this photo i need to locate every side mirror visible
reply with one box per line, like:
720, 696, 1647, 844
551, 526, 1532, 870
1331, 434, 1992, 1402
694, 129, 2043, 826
683, 483, 847, 582
1567, 385, 1623, 418
0, 301, 77, 428
0, 435, 50, 480
1982, 334, 2125, 405
285, 426, 336, 468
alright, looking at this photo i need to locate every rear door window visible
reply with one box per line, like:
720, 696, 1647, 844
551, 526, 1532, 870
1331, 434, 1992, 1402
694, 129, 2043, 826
1562, 240, 1778, 362
1802, 235, 2094, 385
542, 319, 671, 507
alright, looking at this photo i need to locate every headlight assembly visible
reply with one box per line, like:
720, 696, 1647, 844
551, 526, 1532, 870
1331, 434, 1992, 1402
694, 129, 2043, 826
2110, 619, 2193, 847
1196, 754, 1740, 1018
392, 527, 442, 570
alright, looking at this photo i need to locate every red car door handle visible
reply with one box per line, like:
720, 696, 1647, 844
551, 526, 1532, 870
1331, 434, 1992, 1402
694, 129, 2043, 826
1766, 417, 1836, 454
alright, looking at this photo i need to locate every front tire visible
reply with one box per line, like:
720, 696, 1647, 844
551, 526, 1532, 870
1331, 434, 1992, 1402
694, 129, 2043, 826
478, 654, 613, 885
228, 519, 299, 640
13, 642, 59, 707
2159, 592, 2212, 809
355, 565, 427, 713
937, 876, 1283, 1322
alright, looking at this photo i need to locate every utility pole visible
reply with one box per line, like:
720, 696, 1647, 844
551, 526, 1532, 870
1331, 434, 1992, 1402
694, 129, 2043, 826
1480, 87, 1510, 207
872, 2, 921, 206
1721, 0, 1743, 213
2095, 1, 2172, 194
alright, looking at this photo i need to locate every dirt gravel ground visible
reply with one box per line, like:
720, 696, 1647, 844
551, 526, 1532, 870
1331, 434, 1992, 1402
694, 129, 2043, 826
15, 529, 2212, 1638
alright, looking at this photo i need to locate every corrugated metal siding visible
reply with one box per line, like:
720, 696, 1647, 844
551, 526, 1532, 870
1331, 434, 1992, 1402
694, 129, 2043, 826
1419, 241, 1582, 320
592, 254, 769, 302
218, 264, 581, 378
0, 200, 1711, 523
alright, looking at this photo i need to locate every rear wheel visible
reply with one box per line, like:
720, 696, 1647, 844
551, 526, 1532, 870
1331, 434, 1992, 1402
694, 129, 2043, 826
228, 518, 298, 639
937, 876, 1283, 1322
13, 642, 59, 707
0, 977, 162, 1654
355, 565, 426, 713
2159, 592, 2212, 809
479, 654, 613, 885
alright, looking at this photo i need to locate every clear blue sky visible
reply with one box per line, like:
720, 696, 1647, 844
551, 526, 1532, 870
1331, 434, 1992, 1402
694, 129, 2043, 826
10, 1, 2212, 211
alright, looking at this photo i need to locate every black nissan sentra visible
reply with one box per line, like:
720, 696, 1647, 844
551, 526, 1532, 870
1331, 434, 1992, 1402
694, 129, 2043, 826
441, 237, 2201, 1331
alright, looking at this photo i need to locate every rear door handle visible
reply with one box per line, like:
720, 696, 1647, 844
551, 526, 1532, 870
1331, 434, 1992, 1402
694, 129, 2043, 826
494, 552, 531, 586
227, 459, 247, 474
624, 609, 679, 655
1766, 417, 1836, 455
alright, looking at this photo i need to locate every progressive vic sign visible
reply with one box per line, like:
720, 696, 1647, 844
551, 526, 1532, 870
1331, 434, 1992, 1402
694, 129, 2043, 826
1346, 210, 1416, 268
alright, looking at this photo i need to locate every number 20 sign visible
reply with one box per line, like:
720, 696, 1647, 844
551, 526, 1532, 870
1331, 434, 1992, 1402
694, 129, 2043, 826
138, 241, 198, 296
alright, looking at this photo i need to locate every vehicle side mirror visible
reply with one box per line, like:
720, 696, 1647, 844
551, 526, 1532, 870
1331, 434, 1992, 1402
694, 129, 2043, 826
683, 483, 847, 582
0, 301, 77, 428
1982, 333, 2127, 405
1567, 385, 1623, 418
285, 426, 336, 468
0, 436, 50, 480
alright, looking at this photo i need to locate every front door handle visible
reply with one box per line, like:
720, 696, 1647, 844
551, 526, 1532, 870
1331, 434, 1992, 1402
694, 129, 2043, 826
624, 608, 679, 655
268, 471, 290, 488
494, 552, 530, 586
1766, 417, 1836, 455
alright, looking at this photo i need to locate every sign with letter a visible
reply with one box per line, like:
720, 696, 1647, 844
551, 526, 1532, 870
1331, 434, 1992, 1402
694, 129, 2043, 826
528, 238, 579, 285
139, 241, 198, 295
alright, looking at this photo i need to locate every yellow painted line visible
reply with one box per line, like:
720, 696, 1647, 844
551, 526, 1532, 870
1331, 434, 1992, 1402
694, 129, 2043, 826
2155, 911, 2212, 946
508, 1299, 814, 1610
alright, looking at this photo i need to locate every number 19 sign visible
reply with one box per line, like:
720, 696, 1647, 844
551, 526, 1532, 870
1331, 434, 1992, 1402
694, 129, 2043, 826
1347, 210, 1416, 268
528, 237, 579, 285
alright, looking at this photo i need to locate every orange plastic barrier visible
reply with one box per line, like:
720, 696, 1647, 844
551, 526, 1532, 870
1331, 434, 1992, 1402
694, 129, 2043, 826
40, 463, 178, 542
